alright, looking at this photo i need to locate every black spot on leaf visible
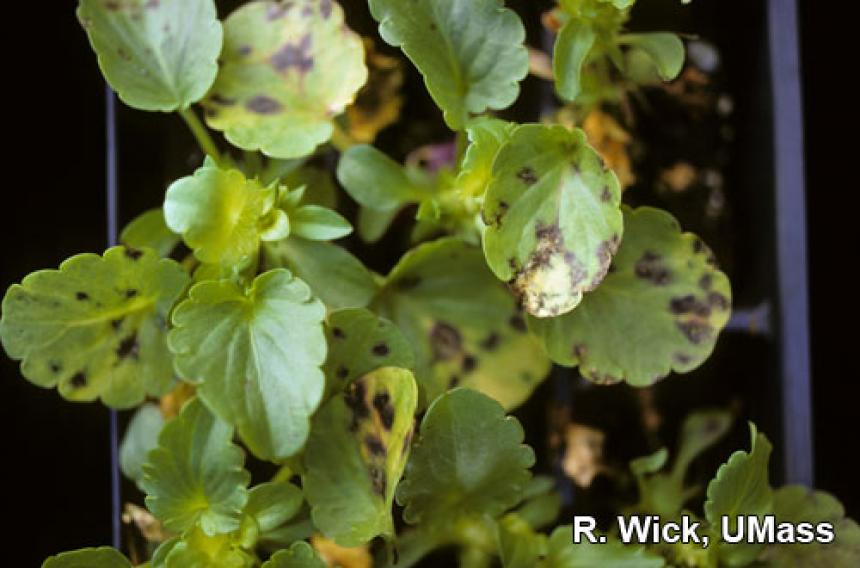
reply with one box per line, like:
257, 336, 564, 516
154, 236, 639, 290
448, 375, 460, 388
116, 334, 140, 360
372, 343, 390, 357
517, 167, 538, 185
509, 314, 527, 333
365, 434, 386, 456
369, 465, 386, 496
669, 295, 711, 317
707, 292, 730, 311
480, 332, 500, 351
461, 354, 477, 373
373, 392, 394, 430
76, 292, 90, 301
429, 321, 462, 361
270, 35, 314, 73
124, 247, 143, 260
336, 365, 349, 380
70, 372, 87, 388
676, 320, 713, 344
125, 289, 139, 299
634, 251, 672, 286
332, 327, 345, 339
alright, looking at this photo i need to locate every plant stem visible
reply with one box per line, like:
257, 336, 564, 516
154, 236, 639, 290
455, 129, 468, 167
179, 107, 222, 163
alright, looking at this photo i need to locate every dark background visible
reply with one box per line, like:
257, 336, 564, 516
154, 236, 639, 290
1, 0, 854, 562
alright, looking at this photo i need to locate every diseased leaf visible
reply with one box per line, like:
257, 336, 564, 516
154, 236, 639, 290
77, 0, 222, 111
324, 308, 414, 390
0, 246, 188, 408
337, 145, 425, 211
263, 542, 327, 568
168, 269, 327, 461
396, 388, 535, 526
540, 525, 665, 567
164, 160, 289, 270
121, 209, 180, 258
202, 0, 368, 159
120, 403, 165, 490
455, 118, 515, 198
304, 367, 418, 546
368, 0, 529, 130
264, 238, 378, 310
529, 206, 731, 386
619, 33, 685, 81
346, 38, 405, 144
704, 423, 773, 566
142, 398, 251, 536
374, 238, 551, 409
483, 124, 623, 318
42, 547, 131, 568
553, 20, 596, 102
760, 485, 860, 567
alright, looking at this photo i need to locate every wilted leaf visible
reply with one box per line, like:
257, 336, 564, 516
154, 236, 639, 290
304, 368, 417, 546
0, 246, 188, 407
169, 269, 327, 461
396, 388, 535, 526
482, 124, 623, 318
374, 238, 551, 409
142, 398, 251, 536
203, 0, 367, 159
123, 503, 171, 544
368, 0, 529, 130
77, 0, 222, 111
530, 206, 731, 386
323, 308, 414, 391
164, 160, 289, 271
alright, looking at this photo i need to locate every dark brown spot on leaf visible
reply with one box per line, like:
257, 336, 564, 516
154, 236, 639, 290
448, 375, 460, 389
600, 186, 612, 202
117, 334, 140, 360
246, 95, 283, 114
517, 166, 538, 185
372, 343, 390, 356
674, 352, 692, 365
332, 327, 345, 339
369, 465, 386, 496
210, 94, 237, 106
365, 434, 386, 456
76, 292, 90, 301
635, 251, 672, 286
461, 354, 477, 373
573, 343, 588, 360
480, 332, 500, 351
49, 362, 62, 373
429, 322, 462, 361
699, 274, 713, 290
670, 295, 711, 317
70, 372, 87, 388
677, 320, 713, 344
509, 314, 527, 332
708, 292, 730, 310
336, 365, 349, 380
111, 318, 124, 330
396, 276, 421, 290
124, 247, 143, 260
372, 392, 394, 430
125, 289, 139, 299
270, 35, 314, 73
266, 2, 293, 20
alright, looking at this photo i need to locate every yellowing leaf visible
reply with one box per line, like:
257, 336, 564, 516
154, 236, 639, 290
203, 0, 368, 159
582, 109, 635, 190
346, 38, 405, 144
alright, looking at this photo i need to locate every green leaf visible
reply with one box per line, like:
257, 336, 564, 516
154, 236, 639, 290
289, 205, 352, 241
169, 269, 327, 461
279, 166, 339, 210
120, 403, 165, 490
262, 542, 326, 568
304, 367, 418, 546
672, 409, 733, 481
0, 246, 188, 407
396, 388, 535, 526
164, 161, 289, 270
455, 118, 516, 198
357, 207, 401, 244
374, 238, 551, 409
77, 0, 222, 112
482, 124, 623, 318
540, 526, 664, 567
704, 423, 773, 566
244, 481, 303, 534
497, 514, 547, 568
324, 308, 414, 390
155, 527, 256, 568
529, 206, 731, 386
601, 0, 637, 9
42, 547, 131, 568
264, 238, 378, 310
619, 33, 685, 81
760, 485, 860, 567
202, 0, 367, 159
142, 398, 251, 535
336, 145, 424, 211
120, 209, 180, 258
368, 0, 529, 130
553, 20, 597, 103
630, 448, 669, 478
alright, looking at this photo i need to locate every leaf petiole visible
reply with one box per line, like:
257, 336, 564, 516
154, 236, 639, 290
179, 107, 223, 164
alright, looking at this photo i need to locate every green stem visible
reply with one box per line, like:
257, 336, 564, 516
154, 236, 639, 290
179, 107, 222, 163
455, 129, 468, 168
